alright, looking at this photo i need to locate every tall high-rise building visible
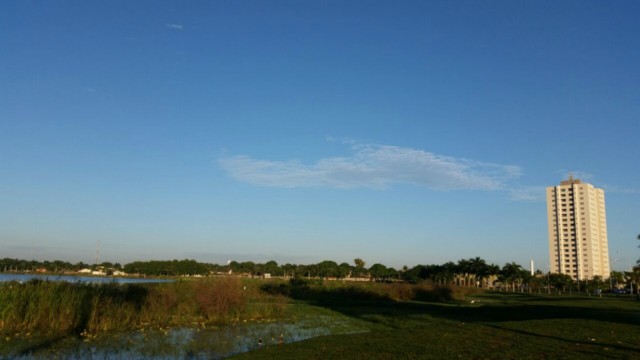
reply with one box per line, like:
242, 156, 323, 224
546, 175, 610, 280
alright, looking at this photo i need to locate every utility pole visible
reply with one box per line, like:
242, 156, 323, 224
95, 240, 100, 267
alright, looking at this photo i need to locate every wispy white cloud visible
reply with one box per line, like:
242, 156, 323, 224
508, 186, 547, 202
219, 142, 522, 191
165, 23, 184, 30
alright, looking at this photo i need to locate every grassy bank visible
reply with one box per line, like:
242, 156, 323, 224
0, 277, 467, 339
230, 292, 640, 360
4, 278, 639, 359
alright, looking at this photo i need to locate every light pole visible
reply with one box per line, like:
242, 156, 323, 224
547, 264, 551, 295
609, 251, 622, 292
609, 258, 620, 292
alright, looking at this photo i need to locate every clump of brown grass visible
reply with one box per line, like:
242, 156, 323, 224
382, 282, 415, 301
194, 277, 246, 322
0, 277, 289, 337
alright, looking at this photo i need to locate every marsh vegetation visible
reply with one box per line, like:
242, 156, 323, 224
1, 277, 639, 359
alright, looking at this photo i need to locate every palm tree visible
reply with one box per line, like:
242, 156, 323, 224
637, 234, 640, 265
468, 257, 490, 288
486, 264, 501, 289
456, 259, 472, 286
441, 261, 456, 285
500, 262, 525, 291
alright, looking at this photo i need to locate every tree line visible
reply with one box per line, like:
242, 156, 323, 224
3, 256, 638, 292
0, 258, 111, 273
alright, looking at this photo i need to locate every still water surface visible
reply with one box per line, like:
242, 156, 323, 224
9, 315, 367, 359
0, 273, 172, 284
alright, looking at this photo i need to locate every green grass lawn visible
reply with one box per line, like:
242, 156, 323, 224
230, 292, 640, 360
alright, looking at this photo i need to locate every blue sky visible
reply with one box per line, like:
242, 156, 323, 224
1, 1, 639, 271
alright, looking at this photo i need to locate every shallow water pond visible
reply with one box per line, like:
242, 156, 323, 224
0, 273, 173, 284
5, 314, 368, 359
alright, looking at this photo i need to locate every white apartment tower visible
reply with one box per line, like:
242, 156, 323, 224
546, 176, 610, 280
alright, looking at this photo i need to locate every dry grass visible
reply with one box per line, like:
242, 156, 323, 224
0, 277, 288, 337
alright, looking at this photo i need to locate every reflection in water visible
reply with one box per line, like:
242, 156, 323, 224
0, 273, 173, 284
11, 315, 367, 359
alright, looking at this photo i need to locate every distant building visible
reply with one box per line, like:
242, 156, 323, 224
546, 175, 610, 280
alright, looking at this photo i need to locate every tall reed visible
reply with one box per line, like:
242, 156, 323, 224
0, 277, 288, 337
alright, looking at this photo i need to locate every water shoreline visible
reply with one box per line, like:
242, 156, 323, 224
0, 273, 173, 284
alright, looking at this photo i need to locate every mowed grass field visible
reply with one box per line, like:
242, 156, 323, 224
231, 292, 640, 360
